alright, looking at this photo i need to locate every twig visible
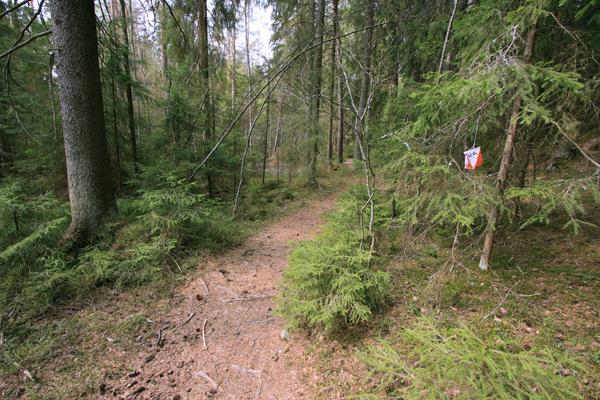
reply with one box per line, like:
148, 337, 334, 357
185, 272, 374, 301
202, 319, 208, 350
231, 364, 261, 375
247, 317, 276, 324
0, 0, 29, 19
181, 312, 196, 327
194, 370, 218, 390
167, 254, 182, 272
199, 278, 209, 294
221, 294, 274, 303
481, 281, 520, 321
549, 120, 600, 169
155, 326, 162, 347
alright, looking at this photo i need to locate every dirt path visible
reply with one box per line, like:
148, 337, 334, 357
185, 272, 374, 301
104, 193, 339, 400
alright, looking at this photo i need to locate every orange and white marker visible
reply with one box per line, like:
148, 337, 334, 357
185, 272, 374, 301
464, 146, 483, 170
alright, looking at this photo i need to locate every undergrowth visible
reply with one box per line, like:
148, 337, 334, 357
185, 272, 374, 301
277, 189, 391, 334
0, 174, 242, 376
360, 318, 583, 400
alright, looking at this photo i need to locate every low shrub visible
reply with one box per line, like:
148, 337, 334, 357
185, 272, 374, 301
360, 318, 583, 399
0, 178, 242, 332
277, 193, 391, 333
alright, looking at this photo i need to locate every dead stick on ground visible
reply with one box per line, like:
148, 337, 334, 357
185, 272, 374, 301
155, 326, 162, 347
481, 281, 520, 321
181, 312, 196, 326
202, 319, 208, 350
221, 294, 274, 303
195, 370, 218, 390
199, 277, 209, 294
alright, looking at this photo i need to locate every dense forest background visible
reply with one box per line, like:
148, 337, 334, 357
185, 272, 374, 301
0, 0, 599, 398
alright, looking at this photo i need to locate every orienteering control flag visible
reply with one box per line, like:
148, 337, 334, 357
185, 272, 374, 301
464, 146, 483, 170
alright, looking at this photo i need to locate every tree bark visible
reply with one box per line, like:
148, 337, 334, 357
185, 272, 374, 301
118, 0, 138, 172
50, 0, 117, 244
307, 0, 326, 185
244, 0, 253, 145
335, 0, 344, 164
438, 0, 457, 75
198, 0, 215, 197
327, 0, 339, 164
262, 83, 270, 185
479, 27, 536, 271
353, 0, 375, 161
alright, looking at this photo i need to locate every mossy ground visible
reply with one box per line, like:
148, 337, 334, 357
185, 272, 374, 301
309, 187, 599, 399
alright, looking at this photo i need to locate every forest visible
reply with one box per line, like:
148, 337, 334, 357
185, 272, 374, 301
0, 0, 599, 398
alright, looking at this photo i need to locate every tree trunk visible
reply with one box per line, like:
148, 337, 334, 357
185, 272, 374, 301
479, 27, 536, 271
230, 20, 238, 189
230, 22, 237, 109
244, 0, 253, 145
334, 0, 344, 163
353, 0, 375, 161
50, 0, 117, 244
118, 0, 138, 172
327, 0, 339, 165
438, 0, 458, 75
307, 0, 326, 186
262, 84, 270, 185
275, 105, 283, 183
111, 75, 122, 193
198, 0, 215, 197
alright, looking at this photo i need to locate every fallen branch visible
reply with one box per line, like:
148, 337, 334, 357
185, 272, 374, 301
168, 254, 182, 272
481, 281, 520, 321
221, 294, 274, 303
202, 319, 208, 350
181, 312, 196, 327
155, 326, 162, 347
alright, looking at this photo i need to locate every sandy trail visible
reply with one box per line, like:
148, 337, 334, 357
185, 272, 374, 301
103, 192, 339, 400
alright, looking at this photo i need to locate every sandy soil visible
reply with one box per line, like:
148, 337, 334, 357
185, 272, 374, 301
99, 193, 339, 400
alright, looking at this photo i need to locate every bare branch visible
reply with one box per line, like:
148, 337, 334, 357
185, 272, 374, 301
0, 30, 51, 60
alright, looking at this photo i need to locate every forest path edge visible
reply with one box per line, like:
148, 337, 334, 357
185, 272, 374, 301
99, 187, 342, 400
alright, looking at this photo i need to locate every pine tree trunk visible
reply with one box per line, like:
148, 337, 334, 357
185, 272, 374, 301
262, 86, 270, 185
354, 0, 375, 161
50, 0, 117, 244
118, 0, 138, 172
327, 0, 339, 165
230, 21, 238, 189
159, 0, 168, 78
111, 76, 122, 193
307, 0, 326, 186
198, 0, 215, 197
479, 27, 536, 271
244, 0, 253, 145
335, 0, 344, 164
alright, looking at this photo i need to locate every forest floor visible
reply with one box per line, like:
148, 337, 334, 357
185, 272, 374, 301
94, 190, 340, 400
0, 166, 355, 400
3, 165, 598, 399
